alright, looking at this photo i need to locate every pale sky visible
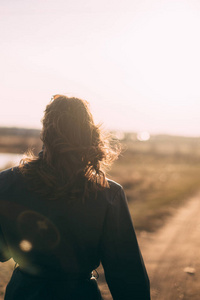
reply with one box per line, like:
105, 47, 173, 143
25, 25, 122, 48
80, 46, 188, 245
1, 0, 200, 136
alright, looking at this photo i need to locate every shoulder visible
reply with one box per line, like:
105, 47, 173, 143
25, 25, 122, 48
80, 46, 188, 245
0, 166, 21, 193
107, 178, 123, 193
97, 178, 125, 205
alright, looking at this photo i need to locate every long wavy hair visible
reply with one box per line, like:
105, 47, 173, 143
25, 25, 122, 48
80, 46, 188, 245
19, 95, 120, 200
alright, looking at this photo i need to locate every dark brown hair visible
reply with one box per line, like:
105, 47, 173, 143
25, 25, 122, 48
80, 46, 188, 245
19, 95, 120, 200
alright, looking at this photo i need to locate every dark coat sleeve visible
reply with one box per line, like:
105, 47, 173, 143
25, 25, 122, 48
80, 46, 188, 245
0, 225, 11, 262
100, 186, 150, 300
0, 168, 13, 262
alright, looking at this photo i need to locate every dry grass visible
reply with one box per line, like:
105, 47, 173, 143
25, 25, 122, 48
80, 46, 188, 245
108, 136, 200, 231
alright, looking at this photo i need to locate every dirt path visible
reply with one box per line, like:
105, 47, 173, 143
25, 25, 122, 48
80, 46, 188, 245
1, 193, 200, 299
137, 192, 200, 300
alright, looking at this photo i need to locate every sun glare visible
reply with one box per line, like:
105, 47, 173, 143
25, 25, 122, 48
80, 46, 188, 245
137, 131, 150, 142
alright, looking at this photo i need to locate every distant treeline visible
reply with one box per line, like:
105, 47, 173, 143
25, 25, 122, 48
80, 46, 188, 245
0, 127, 42, 154
1, 126, 200, 157
0, 127, 40, 137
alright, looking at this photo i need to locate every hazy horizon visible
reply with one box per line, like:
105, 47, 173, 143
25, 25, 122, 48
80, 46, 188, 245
1, 125, 200, 139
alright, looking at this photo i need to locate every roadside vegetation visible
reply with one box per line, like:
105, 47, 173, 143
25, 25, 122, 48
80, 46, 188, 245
108, 134, 200, 231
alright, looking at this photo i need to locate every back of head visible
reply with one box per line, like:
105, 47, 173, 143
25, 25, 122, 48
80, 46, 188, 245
20, 95, 120, 200
42, 95, 99, 172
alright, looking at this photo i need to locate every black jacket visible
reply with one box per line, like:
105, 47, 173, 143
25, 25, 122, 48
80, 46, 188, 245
0, 166, 150, 299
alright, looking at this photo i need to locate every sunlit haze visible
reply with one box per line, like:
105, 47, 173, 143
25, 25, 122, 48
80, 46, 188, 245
1, 0, 200, 136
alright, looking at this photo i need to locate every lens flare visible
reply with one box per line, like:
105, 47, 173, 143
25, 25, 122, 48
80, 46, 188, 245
19, 240, 32, 252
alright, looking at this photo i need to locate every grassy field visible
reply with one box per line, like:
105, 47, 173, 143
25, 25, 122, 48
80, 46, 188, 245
108, 134, 200, 231
1, 129, 200, 232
